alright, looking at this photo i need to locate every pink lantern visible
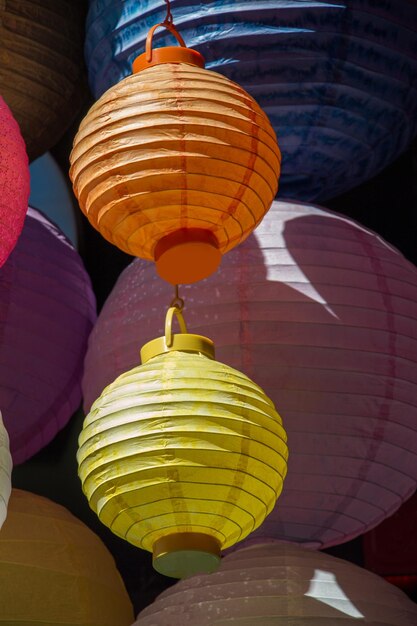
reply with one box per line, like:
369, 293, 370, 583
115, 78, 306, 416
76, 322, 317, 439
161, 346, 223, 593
1, 208, 96, 464
0, 96, 29, 267
135, 542, 417, 625
83, 200, 417, 549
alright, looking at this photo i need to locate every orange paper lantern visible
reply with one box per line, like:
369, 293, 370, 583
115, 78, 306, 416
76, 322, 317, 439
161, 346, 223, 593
70, 23, 280, 284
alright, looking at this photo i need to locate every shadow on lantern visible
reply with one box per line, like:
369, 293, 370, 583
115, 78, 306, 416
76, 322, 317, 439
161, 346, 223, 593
181, 211, 416, 547
183, 216, 341, 546
281, 212, 403, 536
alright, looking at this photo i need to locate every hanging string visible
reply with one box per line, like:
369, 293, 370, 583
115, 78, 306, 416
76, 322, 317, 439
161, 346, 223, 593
164, 0, 173, 24
170, 284, 184, 311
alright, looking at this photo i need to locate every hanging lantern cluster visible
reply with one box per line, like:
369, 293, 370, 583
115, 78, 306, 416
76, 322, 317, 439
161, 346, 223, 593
0, 489, 134, 625
0, 208, 96, 464
82, 200, 417, 549
135, 542, 417, 625
85, 0, 417, 202
0, 0, 87, 161
70, 17, 280, 284
78, 306, 288, 578
0, 96, 30, 268
75, 0, 417, 595
0, 412, 12, 530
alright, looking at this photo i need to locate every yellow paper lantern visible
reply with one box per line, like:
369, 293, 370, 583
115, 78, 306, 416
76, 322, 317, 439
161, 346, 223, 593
78, 307, 288, 578
0, 489, 134, 625
70, 22, 281, 284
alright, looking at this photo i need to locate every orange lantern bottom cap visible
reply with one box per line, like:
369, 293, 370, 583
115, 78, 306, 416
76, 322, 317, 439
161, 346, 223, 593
154, 229, 221, 284
153, 533, 221, 579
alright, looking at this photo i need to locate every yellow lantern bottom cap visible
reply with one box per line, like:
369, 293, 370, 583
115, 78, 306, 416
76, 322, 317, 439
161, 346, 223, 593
152, 532, 221, 579
154, 229, 221, 284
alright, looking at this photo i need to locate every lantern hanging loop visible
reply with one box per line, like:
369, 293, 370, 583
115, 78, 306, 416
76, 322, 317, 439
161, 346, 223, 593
170, 284, 184, 312
165, 306, 187, 347
145, 20, 186, 63
141, 302, 215, 362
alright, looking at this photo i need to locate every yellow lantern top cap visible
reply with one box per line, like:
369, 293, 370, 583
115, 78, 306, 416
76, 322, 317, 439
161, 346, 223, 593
132, 21, 205, 74
140, 305, 215, 363
141, 332, 215, 363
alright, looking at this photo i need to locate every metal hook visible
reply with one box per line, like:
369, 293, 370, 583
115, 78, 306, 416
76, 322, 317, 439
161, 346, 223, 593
170, 284, 185, 311
164, 0, 173, 24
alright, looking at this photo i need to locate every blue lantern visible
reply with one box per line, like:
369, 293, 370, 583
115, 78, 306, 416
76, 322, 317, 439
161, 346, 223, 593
86, 0, 417, 201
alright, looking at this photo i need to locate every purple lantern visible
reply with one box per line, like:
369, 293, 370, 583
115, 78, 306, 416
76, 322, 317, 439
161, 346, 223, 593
83, 200, 417, 549
0, 208, 96, 463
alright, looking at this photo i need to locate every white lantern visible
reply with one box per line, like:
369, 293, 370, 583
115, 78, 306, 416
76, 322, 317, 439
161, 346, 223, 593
0, 412, 12, 529
135, 542, 417, 625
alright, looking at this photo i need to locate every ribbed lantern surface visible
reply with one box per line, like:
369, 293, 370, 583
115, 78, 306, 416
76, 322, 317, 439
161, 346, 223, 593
0, 412, 12, 530
86, 0, 417, 201
70, 56, 280, 284
78, 325, 288, 578
0, 489, 133, 625
0, 96, 30, 267
135, 542, 417, 625
0, 0, 87, 161
0, 208, 96, 464
82, 200, 417, 549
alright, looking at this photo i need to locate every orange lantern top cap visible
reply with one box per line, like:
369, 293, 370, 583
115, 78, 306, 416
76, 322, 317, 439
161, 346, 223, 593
132, 21, 205, 74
